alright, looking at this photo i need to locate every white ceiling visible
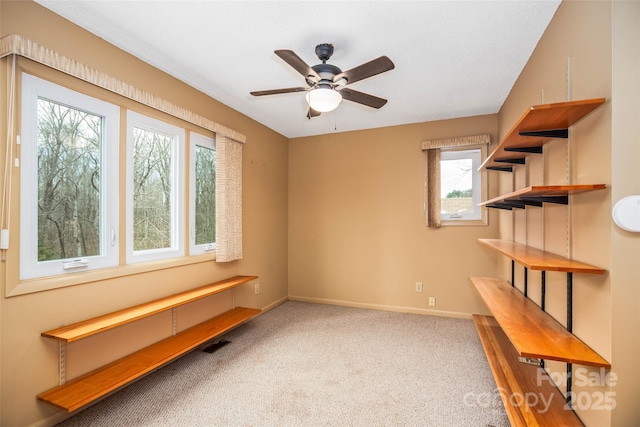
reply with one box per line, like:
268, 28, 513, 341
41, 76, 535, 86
36, 0, 561, 139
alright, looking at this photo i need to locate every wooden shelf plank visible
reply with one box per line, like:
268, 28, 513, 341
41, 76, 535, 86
42, 275, 258, 343
471, 277, 610, 368
480, 98, 606, 171
480, 184, 607, 207
478, 239, 606, 274
473, 315, 584, 427
38, 306, 261, 413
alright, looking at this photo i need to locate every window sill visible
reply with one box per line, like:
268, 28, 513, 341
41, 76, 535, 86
7, 253, 216, 297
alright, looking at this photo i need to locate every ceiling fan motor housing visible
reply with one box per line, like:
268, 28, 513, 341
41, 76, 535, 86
315, 43, 334, 62
309, 63, 342, 87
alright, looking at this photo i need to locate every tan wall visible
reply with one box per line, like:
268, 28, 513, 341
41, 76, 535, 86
0, 2, 289, 426
497, 1, 639, 425
288, 116, 500, 316
610, 1, 640, 426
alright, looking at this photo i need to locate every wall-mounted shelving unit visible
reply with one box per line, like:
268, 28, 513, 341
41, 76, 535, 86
471, 276, 609, 368
38, 275, 260, 413
480, 184, 607, 210
478, 239, 606, 274
479, 98, 606, 172
472, 98, 608, 426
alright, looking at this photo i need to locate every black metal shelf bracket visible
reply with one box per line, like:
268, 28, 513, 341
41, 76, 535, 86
486, 203, 514, 210
540, 271, 547, 370
520, 196, 569, 205
541, 271, 546, 311
567, 273, 573, 332
504, 146, 544, 154
486, 200, 544, 210
511, 260, 515, 288
519, 128, 569, 139
487, 166, 514, 172
566, 272, 574, 406
495, 157, 526, 165
502, 201, 527, 209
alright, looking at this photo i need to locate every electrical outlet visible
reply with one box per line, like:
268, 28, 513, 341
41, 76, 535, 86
415, 282, 423, 293
428, 296, 436, 307
254, 283, 260, 295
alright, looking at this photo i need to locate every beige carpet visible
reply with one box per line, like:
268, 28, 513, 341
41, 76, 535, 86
57, 301, 509, 426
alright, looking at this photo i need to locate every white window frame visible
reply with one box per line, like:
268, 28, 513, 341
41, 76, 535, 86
440, 145, 487, 226
19, 73, 120, 280
189, 132, 216, 256
126, 110, 185, 264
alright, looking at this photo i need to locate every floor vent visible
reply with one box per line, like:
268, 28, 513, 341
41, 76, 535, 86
203, 339, 231, 354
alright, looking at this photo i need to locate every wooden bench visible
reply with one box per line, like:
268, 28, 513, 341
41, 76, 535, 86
38, 275, 260, 412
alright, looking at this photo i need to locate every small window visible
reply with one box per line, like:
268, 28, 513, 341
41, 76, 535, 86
189, 132, 216, 255
440, 147, 485, 223
20, 74, 120, 279
126, 111, 184, 263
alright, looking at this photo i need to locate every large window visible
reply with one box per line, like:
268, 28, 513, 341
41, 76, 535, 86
9, 52, 241, 295
20, 74, 120, 280
126, 111, 185, 264
189, 132, 216, 255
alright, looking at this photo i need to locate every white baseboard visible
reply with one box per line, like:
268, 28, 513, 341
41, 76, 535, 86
28, 411, 68, 427
287, 295, 472, 319
259, 295, 289, 313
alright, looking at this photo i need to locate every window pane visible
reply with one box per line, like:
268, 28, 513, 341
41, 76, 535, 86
439, 148, 482, 222
37, 98, 102, 261
195, 145, 216, 245
441, 157, 473, 217
132, 127, 173, 251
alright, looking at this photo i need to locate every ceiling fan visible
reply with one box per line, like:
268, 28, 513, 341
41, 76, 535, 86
250, 43, 394, 119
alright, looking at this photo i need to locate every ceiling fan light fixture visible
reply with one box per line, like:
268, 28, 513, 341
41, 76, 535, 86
305, 87, 342, 112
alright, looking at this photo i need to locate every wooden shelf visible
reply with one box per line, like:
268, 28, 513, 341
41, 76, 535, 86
473, 315, 584, 427
42, 275, 258, 343
480, 184, 607, 210
471, 277, 610, 368
38, 306, 261, 413
478, 239, 606, 274
480, 98, 606, 171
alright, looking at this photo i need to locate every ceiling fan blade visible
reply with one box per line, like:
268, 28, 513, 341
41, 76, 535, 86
334, 56, 394, 85
250, 87, 308, 96
339, 88, 387, 109
307, 108, 321, 119
275, 50, 321, 82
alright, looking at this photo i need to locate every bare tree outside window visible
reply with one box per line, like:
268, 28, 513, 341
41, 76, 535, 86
441, 158, 472, 199
37, 98, 102, 261
132, 127, 172, 251
195, 145, 216, 245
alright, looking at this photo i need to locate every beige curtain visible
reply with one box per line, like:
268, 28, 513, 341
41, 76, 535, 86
422, 134, 491, 228
426, 149, 442, 228
215, 136, 243, 262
